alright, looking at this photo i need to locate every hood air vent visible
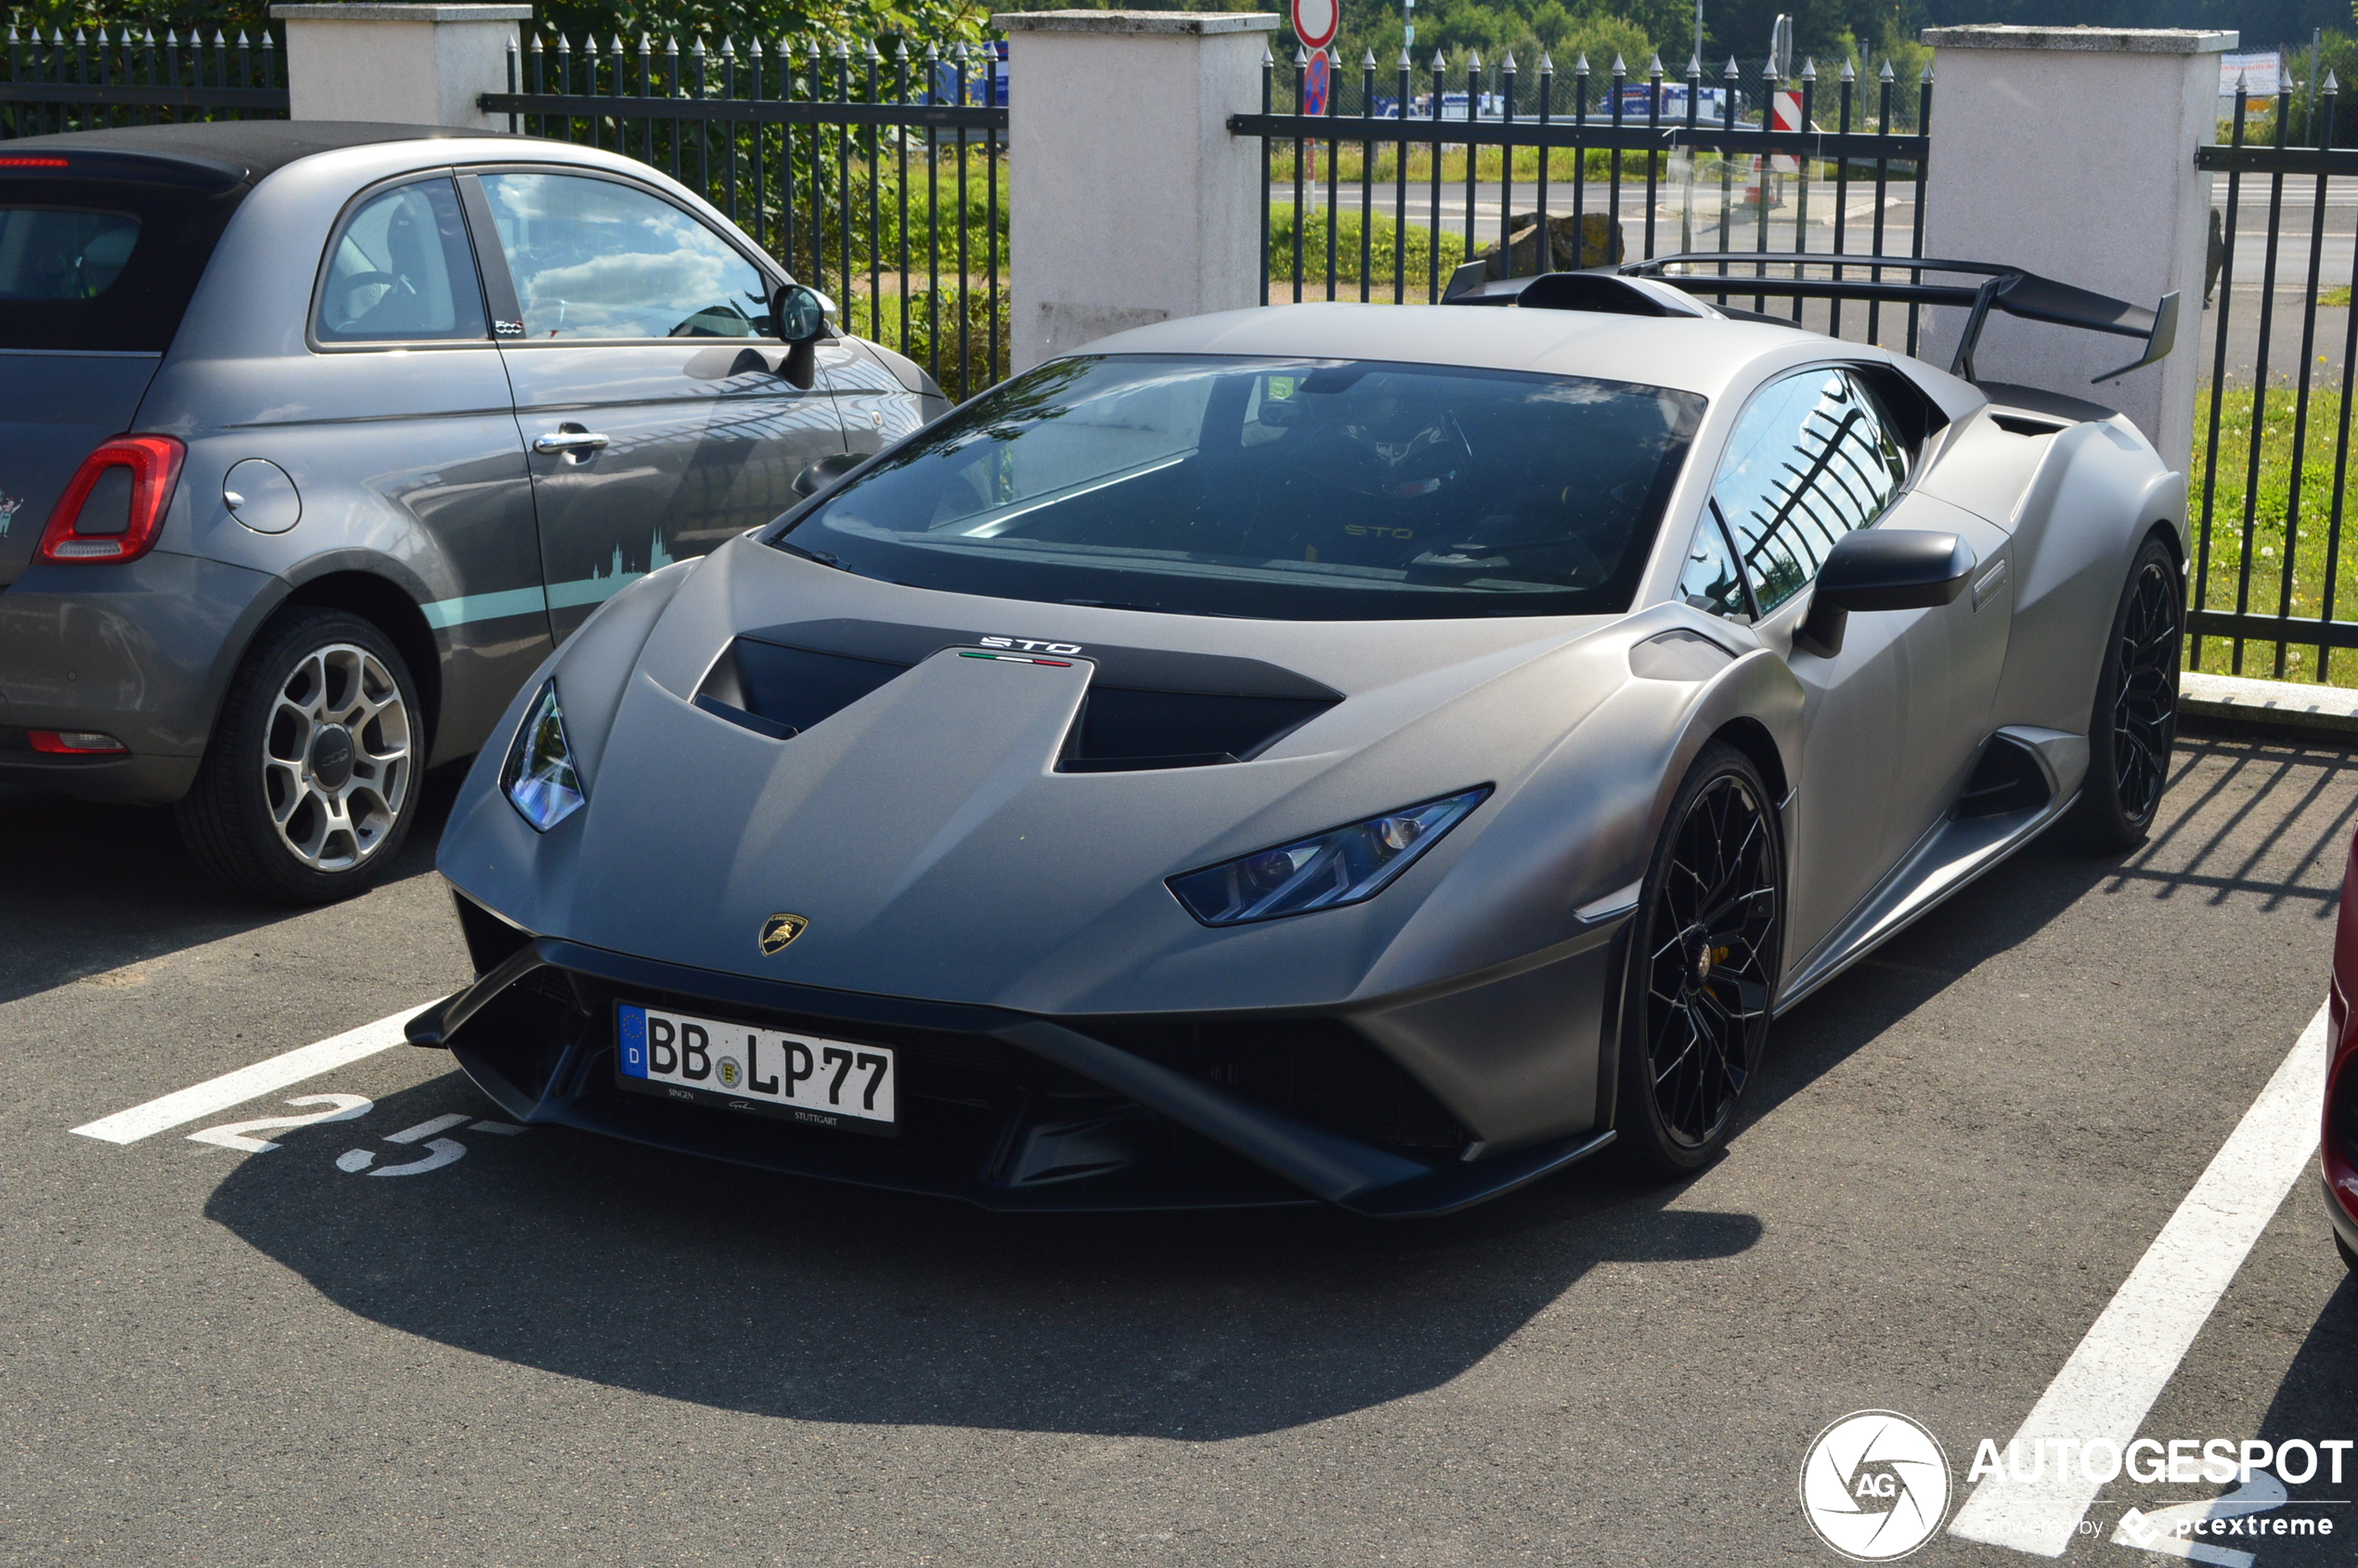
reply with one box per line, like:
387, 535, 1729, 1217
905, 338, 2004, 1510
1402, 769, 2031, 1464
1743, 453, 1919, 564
694, 618, 1341, 770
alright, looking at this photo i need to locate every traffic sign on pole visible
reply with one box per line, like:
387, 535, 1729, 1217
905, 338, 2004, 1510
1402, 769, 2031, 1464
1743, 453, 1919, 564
1303, 49, 1332, 114
1291, 0, 1338, 52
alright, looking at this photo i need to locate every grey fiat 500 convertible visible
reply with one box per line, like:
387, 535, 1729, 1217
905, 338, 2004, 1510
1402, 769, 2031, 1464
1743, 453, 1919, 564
0, 120, 939, 899
415, 258, 2188, 1214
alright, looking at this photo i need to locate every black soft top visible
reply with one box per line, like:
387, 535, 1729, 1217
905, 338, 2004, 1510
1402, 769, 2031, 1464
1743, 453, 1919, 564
0, 122, 506, 353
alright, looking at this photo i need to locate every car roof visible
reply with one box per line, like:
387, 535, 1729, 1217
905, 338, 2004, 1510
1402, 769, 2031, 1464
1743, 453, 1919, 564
1076, 301, 1890, 402
11, 120, 505, 184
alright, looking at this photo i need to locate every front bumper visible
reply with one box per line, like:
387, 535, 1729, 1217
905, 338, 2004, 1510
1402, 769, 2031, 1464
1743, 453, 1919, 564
411, 922, 1615, 1217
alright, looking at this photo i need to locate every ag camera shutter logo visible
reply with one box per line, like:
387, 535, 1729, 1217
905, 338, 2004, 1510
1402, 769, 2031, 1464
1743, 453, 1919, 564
1800, 1410, 1952, 1561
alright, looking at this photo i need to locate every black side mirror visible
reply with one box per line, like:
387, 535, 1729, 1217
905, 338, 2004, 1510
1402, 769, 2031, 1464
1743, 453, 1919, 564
771, 282, 833, 390
1793, 528, 1976, 659
793, 451, 866, 499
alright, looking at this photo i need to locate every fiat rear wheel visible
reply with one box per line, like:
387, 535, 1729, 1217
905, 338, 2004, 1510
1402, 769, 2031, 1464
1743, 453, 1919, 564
175, 607, 422, 903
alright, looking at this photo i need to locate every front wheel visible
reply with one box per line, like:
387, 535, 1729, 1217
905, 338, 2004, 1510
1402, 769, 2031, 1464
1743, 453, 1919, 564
175, 607, 423, 903
1613, 740, 1785, 1177
2068, 535, 2183, 851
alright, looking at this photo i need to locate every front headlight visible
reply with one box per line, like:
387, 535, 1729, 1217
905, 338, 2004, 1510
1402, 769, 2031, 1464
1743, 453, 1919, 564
1167, 786, 1492, 927
502, 680, 585, 832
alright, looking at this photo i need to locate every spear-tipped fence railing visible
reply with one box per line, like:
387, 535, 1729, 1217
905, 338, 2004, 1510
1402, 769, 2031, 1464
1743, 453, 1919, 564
1232, 48, 1931, 351
0, 23, 286, 135
482, 34, 1006, 401
2186, 73, 2358, 684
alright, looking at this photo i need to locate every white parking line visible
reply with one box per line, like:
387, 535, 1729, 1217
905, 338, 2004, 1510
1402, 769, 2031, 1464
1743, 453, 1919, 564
68, 1004, 434, 1146
1947, 1000, 2333, 1558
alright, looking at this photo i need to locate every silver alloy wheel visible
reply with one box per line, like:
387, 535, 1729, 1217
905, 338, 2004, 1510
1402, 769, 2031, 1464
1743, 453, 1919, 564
261, 641, 412, 873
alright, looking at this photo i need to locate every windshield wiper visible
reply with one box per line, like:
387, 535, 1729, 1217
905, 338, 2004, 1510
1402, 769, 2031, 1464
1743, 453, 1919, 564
1059, 597, 1250, 618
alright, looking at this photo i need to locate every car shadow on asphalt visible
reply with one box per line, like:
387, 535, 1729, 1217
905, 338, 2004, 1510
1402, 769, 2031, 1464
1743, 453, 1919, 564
2252, 1261, 2358, 1566
200, 1076, 1761, 1440
195, 733, 2358, 1443
1746, 731, 2358, 1135
0, 764, 465, 1008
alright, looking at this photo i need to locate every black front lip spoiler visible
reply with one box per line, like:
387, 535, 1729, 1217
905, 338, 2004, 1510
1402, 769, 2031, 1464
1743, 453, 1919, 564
408, 936, 1614, 1218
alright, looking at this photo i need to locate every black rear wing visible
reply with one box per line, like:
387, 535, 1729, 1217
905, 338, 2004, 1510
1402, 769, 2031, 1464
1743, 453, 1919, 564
1442, 253, 2178, 385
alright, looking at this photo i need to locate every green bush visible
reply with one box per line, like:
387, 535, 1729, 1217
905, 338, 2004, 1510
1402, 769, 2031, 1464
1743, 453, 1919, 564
1266, 206, 1468, 289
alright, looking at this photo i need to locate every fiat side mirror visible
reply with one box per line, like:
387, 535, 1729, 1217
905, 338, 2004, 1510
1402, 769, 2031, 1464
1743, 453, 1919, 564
1792, 529, 1976, 660
771, 282, 835, 390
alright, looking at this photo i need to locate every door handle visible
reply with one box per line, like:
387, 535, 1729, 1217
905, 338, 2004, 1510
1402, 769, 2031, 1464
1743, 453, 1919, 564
533, 426, 611, 456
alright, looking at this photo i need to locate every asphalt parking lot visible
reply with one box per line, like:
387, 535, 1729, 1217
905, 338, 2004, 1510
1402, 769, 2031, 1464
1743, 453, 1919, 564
3, 726, 2353, 1568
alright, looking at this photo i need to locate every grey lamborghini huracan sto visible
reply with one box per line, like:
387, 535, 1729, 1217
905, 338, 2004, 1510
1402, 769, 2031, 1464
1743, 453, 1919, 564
411, 259, 2187, 1215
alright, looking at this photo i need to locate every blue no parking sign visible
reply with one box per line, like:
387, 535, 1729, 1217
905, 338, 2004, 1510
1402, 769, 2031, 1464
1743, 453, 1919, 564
1302, 51, 1331, 115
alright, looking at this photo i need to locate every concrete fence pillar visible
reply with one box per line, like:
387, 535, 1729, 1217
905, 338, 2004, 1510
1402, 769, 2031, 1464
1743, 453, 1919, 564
1919, 25, 2235, 471
270, 3, 532, 131
996, 9, 1279, 373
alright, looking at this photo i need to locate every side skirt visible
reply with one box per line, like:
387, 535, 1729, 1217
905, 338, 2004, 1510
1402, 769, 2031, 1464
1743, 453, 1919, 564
1774, 727, 2086, 1016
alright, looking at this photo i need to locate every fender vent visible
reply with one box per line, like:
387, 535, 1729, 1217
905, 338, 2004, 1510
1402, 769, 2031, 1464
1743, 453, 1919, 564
1953, 733, 2053, 820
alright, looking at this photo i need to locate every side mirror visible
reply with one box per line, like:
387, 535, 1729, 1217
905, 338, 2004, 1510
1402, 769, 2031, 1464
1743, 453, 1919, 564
771, 282, 835, 390
1792, 529, 1976, 659
792, 451, 866, 499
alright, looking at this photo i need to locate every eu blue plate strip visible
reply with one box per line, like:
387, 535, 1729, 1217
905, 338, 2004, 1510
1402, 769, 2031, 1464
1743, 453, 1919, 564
617, 1004, 648, 1078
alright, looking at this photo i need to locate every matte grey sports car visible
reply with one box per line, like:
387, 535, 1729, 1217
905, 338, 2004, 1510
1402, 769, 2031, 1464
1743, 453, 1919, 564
415, 257, 2187, 1214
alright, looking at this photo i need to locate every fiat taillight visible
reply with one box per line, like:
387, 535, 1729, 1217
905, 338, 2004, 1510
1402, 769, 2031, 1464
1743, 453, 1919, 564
35, 435, 186, 564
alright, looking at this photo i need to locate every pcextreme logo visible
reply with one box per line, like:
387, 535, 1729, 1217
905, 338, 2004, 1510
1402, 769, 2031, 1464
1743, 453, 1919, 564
1799, 1411, 1953, 1562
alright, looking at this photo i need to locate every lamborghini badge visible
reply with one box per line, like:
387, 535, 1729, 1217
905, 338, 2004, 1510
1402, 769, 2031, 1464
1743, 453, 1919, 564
758, 913, 810, 954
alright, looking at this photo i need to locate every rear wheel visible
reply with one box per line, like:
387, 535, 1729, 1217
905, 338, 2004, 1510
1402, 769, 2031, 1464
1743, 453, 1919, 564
2069, 535, 2183, 851
1613, 741, 1784, 1176
2338, 1228, 2358, 1274
175, 607, 422, 903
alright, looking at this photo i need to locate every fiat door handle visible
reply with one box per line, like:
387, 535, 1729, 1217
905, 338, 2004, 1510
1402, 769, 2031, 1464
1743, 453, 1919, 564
533, 426, 610, 456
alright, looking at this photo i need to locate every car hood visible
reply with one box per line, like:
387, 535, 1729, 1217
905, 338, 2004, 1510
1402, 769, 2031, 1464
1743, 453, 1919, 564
442, 535, 1698, 1015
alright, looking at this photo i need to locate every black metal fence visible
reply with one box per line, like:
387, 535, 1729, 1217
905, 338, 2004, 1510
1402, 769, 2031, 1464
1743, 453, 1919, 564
2188, 81, 2358, 684
0, 22, 287, 135
1232, 48, 1931, 348
484, 34, 1007, 401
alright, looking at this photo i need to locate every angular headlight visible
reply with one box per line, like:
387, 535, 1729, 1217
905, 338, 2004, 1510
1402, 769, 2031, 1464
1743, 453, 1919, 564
502, 680, 585, 832
1167, 786, 1492, 927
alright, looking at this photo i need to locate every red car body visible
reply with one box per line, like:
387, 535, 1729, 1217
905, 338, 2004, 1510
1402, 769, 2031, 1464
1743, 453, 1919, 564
2326, 836, 2358, 1267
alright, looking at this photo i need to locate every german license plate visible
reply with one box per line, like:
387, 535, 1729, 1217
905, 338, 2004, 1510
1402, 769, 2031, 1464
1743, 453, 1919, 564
615, 1003, 897, 1136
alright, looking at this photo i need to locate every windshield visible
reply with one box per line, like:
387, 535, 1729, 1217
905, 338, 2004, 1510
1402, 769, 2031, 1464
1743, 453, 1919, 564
771, 355, 1705, 620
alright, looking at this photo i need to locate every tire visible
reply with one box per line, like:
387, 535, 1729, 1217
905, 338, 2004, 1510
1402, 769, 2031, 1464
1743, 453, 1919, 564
175, 607, 423, 904
2067, 534, 2183, 852
2338, 1228, 2358, 1275
1613, 740, 1785, 1177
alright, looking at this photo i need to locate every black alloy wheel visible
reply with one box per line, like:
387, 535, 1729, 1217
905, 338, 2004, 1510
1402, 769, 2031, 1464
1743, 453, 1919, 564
2070, 535, 2183, 851
1615, 741, 1783, 1175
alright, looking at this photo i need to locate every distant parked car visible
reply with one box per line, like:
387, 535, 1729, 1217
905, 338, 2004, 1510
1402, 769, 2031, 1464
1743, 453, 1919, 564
2329, 832, 2358, 1270
0, 120, 943, 901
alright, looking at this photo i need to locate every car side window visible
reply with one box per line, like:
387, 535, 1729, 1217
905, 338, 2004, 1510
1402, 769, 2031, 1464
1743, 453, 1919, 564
1677, 504, 1753, 623
476, 171, 771, 342
316, 176, 488, 343
1710, 367, 1911, 616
